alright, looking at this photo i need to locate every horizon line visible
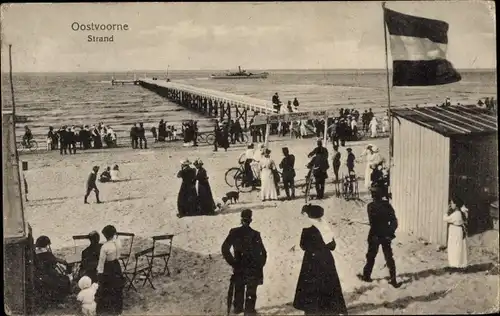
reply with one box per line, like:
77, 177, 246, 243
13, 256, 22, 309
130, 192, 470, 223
1, 67, 496, 74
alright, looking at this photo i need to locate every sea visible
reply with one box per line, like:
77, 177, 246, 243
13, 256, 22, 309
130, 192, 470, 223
1, 69, 496, 144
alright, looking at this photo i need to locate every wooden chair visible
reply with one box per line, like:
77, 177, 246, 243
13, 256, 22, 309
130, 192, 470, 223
67, 235, 89, 277
116, 232, 135, 270
123, 247, 154, 292
147, 234, 174, 276
72, 235, 90, 254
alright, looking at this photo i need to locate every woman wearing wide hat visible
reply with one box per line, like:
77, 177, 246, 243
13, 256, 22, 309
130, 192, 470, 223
176, 159, 199, 217
194, 158, 216, 215
293, 204, 347, 315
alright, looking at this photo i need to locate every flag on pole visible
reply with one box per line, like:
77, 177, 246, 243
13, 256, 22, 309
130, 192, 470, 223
384, 7, 461, 86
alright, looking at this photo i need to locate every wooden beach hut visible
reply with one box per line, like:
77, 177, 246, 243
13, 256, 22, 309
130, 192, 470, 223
390, 105, 498, 245
3, 111, 35, 314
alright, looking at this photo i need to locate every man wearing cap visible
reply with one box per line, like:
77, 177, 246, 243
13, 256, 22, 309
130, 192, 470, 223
358, 186, 401, 288
221, 209, 267, 315
84, 166, 102, 204
279, 147, 296, 200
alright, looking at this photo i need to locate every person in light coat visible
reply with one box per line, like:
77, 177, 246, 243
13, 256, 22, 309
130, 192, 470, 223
361, 145, 384, 189
369, 117, 378, 138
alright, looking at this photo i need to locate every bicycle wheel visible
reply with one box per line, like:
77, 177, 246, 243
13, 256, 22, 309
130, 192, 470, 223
225, 167, 240, 187
28, 140, 38, 151
235, 171, 253, 193
205, 133, 215, 145
197, 134, 206, 144
17, 142, 24, 151
239, 133, 249, 143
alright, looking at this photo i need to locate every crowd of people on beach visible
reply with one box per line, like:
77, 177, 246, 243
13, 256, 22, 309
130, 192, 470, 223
31, 123, 118, 155
27, 92, 480, 316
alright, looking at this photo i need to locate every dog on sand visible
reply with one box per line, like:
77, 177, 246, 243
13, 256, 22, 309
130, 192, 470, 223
222, 191, 240, 204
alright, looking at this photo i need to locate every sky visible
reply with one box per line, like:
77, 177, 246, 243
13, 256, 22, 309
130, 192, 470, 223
0, 1, 496, 72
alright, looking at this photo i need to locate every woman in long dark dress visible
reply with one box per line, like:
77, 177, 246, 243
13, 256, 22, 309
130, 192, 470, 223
293, 204, 347, 315
177, 159, 199, 217
79, 231, 102, 283
33, 236, 72, 309
194, 158, 216, 215
96, 225, 125, 315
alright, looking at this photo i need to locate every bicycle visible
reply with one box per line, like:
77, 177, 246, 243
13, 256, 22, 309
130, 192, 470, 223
227, 163, 282, 193
17, 139, 38, 151
205, 132, 249, 145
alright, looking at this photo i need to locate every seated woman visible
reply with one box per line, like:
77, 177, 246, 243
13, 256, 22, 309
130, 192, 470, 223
99, 167, 112, 183
79, 231, 102, 283
33, 236, 73, 310
110, 165, 120, 182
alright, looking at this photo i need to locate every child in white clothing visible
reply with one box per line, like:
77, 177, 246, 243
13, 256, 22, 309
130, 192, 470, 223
77, 276, 99, 316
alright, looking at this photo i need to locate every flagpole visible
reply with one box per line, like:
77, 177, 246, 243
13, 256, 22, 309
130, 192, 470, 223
382, 2, 393, 165
9, 44, 16, 118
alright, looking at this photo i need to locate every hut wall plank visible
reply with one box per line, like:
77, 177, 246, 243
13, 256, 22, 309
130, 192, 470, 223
391, 116, 450, 245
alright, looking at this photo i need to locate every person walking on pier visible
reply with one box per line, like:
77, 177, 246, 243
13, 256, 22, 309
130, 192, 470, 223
221, 209, 267, 316
84, 166, 102, 204
130, 124, 138, 149
138, 123, 147, 149
357, 186, 400, 288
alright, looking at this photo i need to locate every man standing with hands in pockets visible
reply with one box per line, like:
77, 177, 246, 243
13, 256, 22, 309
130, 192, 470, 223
222, 209, 267, 315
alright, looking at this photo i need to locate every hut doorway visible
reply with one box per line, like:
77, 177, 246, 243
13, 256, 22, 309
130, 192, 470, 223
449, 137, 498, 236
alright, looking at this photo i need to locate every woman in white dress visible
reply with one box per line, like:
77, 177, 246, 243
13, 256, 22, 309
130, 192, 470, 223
300, 120, 308, 137
361, 145, 385, 189
382, 115, 389, 133
443, 197, 468, 271
110, 165, 120, 182
259, 148, 278, 201
369, 117, 378, 138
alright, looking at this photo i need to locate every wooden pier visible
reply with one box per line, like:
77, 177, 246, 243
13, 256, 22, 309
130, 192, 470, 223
111, 79, 139, 85
138, 78, 277, 129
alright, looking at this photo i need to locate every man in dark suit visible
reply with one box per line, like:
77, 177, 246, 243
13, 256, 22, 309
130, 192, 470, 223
137, 122, 147, 149
130, 123, 138, 149
307, 140, 329, 199
279, 147, 296, 200
221, 209, 267, 315
84, 166, 102, 204
358, 186, 400, 288
58, 126, 68, 155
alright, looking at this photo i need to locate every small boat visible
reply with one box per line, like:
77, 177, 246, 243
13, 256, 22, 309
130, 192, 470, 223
210, 66, 269, 79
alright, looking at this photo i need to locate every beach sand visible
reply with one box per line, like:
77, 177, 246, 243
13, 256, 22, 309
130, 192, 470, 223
22, 135, 499, 315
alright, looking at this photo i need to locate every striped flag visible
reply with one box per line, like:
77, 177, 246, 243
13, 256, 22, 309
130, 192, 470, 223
384, 7, 461, 86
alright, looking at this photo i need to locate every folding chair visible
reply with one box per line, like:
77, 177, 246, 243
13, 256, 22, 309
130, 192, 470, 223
69, 234, 89, 277
148, 234, 174, 276
123, 247, 155, 292
116, 232, 135, 270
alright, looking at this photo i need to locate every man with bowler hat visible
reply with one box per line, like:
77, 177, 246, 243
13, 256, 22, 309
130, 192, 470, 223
221, 209, 267, 315
84, 166, 102, 204
357, 186, 401, 288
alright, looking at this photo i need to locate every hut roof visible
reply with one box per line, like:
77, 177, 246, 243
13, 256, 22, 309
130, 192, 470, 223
391, 105, 498, 137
